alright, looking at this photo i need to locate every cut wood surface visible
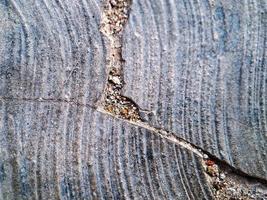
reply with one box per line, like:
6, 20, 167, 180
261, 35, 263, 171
0, 0, 266, 199
122, 0, 267, 179
0, 0, 106, 105
0, 100, 215, 200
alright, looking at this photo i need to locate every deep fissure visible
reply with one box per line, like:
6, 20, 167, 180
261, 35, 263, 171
2, 0, 265, 197
97, 0, 267, 198
1, 95, 267, 191
99, 0, 141, 121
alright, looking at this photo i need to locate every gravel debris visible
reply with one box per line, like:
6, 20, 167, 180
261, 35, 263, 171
203, 157, 267, 200
101, 0, 131, 36
109, 75, 121, 85
220, 173, 226, 180
100, 0, 141, 121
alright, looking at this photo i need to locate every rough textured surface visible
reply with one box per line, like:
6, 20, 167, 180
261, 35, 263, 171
100, 0, 141, 121
0, 0, 267, 199
0, 0, 106, 106
122, 0, 267, 179
203, 158, 267, 199
0, 100, 215, 200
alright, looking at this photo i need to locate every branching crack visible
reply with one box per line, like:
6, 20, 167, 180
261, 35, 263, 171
96, 1, 267, 196
1, 95, 267, 195
3, 1, 265, 197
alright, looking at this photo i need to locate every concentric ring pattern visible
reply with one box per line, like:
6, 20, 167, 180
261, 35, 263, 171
0, 0, 106, 105
0, 100, 213, 199
122, 0, 267, 178
0, 0, 216, 199
0, 0, 266, 199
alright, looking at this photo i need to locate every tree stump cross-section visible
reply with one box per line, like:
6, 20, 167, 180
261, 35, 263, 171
0, 0, 266, 199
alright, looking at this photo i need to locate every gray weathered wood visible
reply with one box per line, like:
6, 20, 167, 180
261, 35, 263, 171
0, 100, 214, 199
0, 0, 106, 105
0, 0, 266, 199
0, 0, 215, 199
122, 0, 267, 179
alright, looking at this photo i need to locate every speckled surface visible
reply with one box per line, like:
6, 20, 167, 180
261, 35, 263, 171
122, 0, 267, 179
0, 0, 266, 199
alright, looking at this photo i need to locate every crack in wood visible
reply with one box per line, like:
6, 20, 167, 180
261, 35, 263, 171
2, 0, 266, 199
1, 95, 266, 191
95, 2, 267, 190
1, 2, 266, 197
0, 96, 96, 109
98, 0, 142, 121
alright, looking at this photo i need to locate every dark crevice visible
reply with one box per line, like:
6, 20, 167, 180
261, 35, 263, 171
1, 95, 267, 190
1, 95, 267, 186
2, 1, 265, 196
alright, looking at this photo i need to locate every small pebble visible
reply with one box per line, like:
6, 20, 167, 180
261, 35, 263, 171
219, 173, 226, 180
110, 76, 121, 85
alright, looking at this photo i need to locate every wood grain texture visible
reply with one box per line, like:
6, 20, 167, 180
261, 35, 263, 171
122, 0, 267, 179
0, 1, 215, 199
0, 100, 214, 200
0, 0, 267, 199
0, 0, 106, 105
